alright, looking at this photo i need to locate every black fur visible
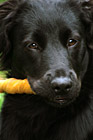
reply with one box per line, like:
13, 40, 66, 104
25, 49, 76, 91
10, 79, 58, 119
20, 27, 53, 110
0, 0, 93, 140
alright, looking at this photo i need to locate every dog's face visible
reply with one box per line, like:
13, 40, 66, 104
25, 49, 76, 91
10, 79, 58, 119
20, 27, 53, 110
0, 0, 93, 107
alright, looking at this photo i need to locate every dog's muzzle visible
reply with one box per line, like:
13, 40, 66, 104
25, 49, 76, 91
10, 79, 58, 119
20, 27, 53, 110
28, 69, 81, 107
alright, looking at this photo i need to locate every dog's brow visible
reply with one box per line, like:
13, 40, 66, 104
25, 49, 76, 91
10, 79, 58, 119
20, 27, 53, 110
22, 39, 31, 47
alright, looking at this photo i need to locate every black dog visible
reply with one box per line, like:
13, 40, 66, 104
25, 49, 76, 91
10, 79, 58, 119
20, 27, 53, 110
0, 0, 93, 140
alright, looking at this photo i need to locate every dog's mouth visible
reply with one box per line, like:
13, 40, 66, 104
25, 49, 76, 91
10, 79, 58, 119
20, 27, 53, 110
48, 95, 76, 107
54, 96, 73, 103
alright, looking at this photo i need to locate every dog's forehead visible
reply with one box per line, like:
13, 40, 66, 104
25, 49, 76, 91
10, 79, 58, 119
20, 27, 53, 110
26, 0, 77, 21
14, 0, 82, 42
19, 0, 81, 33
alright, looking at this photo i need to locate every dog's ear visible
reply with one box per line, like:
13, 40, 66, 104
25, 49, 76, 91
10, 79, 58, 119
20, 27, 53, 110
0, 0, 25, 71
79, 0, 93, 49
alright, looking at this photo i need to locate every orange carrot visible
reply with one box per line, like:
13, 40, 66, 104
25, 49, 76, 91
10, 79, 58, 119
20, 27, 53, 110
0, 78, 35, 94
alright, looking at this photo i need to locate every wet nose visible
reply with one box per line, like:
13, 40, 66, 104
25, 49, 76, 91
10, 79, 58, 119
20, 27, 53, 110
51, 77, 72, 94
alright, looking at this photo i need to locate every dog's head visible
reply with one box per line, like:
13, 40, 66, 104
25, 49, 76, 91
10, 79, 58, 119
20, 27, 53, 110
0, 0, 93, 107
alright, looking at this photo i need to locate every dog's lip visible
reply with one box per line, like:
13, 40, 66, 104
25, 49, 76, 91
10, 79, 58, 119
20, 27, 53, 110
53, 95, 74, 104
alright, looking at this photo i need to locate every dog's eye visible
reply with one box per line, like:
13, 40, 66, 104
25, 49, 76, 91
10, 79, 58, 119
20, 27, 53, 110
67, 39, 77, 47
27, 43, 38, 49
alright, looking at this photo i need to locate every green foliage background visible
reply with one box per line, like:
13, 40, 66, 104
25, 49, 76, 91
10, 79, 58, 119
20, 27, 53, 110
0, 0, 6, 2
0, 94, 4, 111
0, 71, 6, 111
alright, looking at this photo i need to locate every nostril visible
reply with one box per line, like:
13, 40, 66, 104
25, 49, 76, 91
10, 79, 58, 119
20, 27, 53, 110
65, 83, 72, 92
54, 86, 61, 93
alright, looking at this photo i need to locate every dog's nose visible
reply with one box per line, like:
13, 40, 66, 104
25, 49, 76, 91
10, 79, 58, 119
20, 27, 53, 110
51, 77, 72, 94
